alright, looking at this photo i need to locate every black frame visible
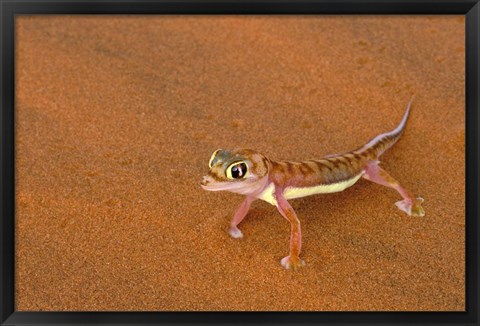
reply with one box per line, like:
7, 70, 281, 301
1, 1, 478, 325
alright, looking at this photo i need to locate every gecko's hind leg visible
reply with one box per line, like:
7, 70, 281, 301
363, 161, 425, 217
229, 196, 255, 238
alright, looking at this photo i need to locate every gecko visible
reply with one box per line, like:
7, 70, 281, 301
200, 98, 424, 270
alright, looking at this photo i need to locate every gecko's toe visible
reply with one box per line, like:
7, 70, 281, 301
411, 197, 425, 217
395, 197, 425, 217
228, 226, 243, 238
281, 255, 305, 271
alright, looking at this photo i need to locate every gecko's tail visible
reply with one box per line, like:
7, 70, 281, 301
355, 97, 414, 159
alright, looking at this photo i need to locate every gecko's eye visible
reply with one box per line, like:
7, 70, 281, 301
226, 162, 248, 180
208, 149, 221, 168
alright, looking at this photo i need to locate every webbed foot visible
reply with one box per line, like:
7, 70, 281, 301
395, 197, 425, 217
281, 255, 305, 270
229, 226, 244, 238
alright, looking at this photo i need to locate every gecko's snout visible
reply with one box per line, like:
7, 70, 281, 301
200, 176, 211, 187
201, 175, 221, 191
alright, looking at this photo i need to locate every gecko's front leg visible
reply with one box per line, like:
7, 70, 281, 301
229, 196, 256, 238
275, 191, 305, 270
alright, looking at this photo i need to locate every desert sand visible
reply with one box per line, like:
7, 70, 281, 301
15, 15, 465, 311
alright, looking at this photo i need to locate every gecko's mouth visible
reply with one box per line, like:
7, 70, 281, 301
200, 176, 249, 192
200, 181, 237, 192
201, 175, 270, 195
201, 184, 219, 191
200, 176, 223, 191
201, 178, 270, 197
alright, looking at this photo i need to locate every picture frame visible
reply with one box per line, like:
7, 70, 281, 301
1, 0, 478, 325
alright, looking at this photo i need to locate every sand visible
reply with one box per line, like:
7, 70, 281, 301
15, 16, 465, 311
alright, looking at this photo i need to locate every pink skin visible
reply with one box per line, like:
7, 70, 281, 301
229, 196, 255, 238
363, 161, 425, 217
227, 178, 305, 270
274, 189, 305, 270
202, 99, 423, 270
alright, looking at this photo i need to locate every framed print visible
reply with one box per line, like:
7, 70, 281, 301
1, 1, 479, 325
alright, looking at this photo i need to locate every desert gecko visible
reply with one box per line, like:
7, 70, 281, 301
200, 98, 424, 270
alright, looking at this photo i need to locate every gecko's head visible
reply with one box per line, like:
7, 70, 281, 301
200, 148, 270, 195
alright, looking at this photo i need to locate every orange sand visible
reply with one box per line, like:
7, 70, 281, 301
15, 16, 465, 311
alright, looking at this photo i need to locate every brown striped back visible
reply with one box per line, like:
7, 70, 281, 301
269, 152, 368, 188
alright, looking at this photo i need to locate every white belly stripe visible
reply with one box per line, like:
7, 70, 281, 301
284, 172, 364, 200
257, 182, 277, 206
256, 172, 364, 206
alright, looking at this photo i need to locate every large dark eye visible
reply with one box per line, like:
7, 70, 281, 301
226, 162, 248, 179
